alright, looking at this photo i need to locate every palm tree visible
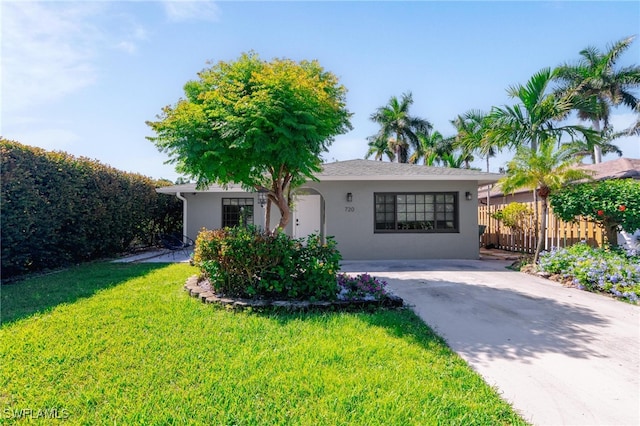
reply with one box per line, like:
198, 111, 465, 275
409, 130, 447, 165
490, 68, 597, 242
490, 68, 595, 153
555, 36, 640, 163
451, 110, 502, 172
499, 139, 592, 263
365, 136, 395, 162
562, 126, 623, 163
368, 92, 432, 163
441, 152, 469, 168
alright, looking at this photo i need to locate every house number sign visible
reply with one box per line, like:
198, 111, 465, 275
345, 206, 355, 212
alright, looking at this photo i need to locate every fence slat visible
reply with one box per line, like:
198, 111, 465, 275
479, 201, 605, 253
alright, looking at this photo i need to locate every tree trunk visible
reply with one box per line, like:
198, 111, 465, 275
274, 185, 290, 231
265, 198, 272, 234
534, 196, 548, 264
604, 223, 619, 248
276, 201, 290, 231
532, 189, 539, 252
592, 119, 602, 164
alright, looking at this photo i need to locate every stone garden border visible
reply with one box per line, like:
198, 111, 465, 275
184, 275, 404, 310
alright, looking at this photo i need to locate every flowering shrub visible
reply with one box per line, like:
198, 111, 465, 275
539, 243, 640, 303
194, 226, 395, 303
337, 273, 389, 301
550, 179, 640, 246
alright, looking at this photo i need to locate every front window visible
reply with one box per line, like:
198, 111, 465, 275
222, 198, 254, 228
374, 192, 458, 233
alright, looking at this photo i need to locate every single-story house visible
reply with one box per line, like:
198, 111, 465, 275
157, 159, 502, 260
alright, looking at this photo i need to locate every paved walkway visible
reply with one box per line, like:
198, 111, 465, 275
341, 259, 640, 426
112, 249, 193, 263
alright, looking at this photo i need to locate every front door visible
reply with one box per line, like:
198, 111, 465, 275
293, 194, 321, 239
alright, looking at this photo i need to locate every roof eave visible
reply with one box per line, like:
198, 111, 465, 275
313, 175, 502, 184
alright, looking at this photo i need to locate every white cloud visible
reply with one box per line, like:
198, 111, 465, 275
1, 2, 149, 113
1, 2, 105, 113
116, 40, 137, 54
111, 19, 147, 54
162, 0, 220, 22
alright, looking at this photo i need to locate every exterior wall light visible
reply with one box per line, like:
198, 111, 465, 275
465, 191, 473, 201
257, 189, 268, 207
346, 192, 353, 202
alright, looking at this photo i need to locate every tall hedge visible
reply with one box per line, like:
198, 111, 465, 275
1, 139, 182, 278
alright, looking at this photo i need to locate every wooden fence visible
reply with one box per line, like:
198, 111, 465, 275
478, 201, 605, 253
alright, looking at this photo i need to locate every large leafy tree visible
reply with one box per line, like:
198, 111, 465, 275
368, 92, 432, 163
550, 179, 640, 247
147, 52, 352, 231
500, 139, 591, 263
555, 36, 640, 163
489, 68, 595, 153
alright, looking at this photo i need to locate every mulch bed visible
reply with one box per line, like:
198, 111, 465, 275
183, 275, 404, 311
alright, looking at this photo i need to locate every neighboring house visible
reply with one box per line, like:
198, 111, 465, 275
479, 157, 640, 205
478, 157, 640, 249
157, 159, 501, 260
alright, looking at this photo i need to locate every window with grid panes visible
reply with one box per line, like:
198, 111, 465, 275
222, 198, 254, 228
374, 193, 458, 232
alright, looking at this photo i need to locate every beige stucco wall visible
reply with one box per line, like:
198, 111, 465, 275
303, 180, 480, 260
178, 179, 480, 260
183, 192, 255, 239
181, 192, 286, 239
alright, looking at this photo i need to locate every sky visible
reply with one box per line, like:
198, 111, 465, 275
2, 0, 639, 181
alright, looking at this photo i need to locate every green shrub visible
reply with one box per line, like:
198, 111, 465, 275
0, 139, 182, 278
491, 202, 534, 230
194, 226, 341, 301
550, 179, 640, 246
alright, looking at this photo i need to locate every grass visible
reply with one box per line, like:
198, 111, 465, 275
0, 262, 527, 425
0, 262, 169, 324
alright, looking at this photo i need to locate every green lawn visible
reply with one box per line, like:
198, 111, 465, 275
1, 262, 527, 425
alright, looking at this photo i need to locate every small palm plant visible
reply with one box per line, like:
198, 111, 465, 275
499, 139, 592, 263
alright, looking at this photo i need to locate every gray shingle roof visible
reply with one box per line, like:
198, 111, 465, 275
157, 159, 502, 194
579, 158, 640, 180
478, 157, 640, 199
317, 159, 502, 183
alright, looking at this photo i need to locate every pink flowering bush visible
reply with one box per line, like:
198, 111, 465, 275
337, 273, 389, 301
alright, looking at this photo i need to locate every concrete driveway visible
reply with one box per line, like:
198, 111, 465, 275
341, 259, 640, 426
